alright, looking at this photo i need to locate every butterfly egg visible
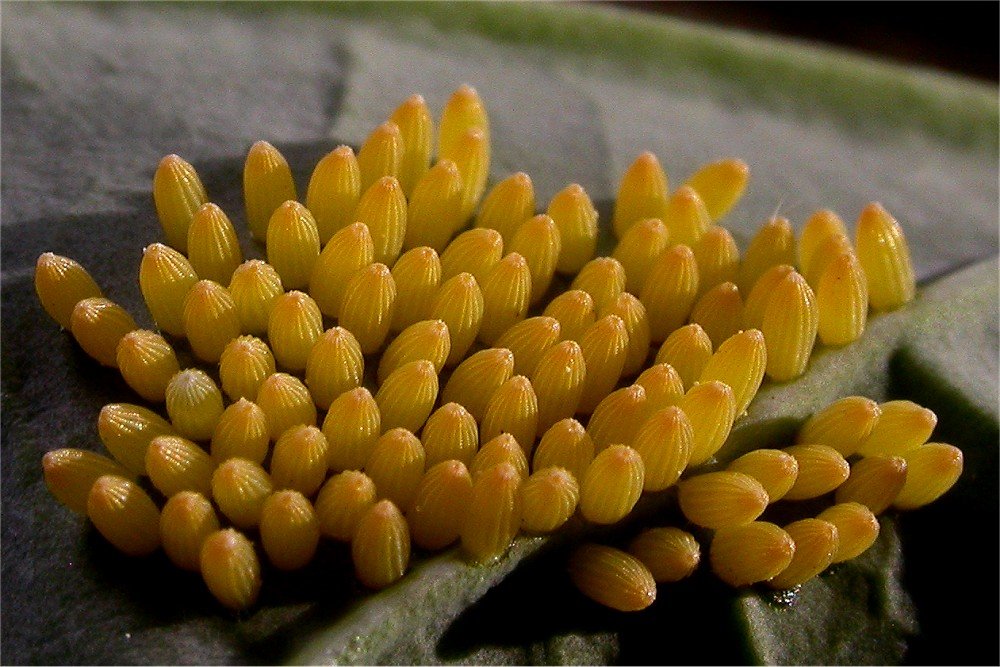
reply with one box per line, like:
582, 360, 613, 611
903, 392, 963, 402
510, 214, 562, 305
654, 324, 713, 391
441, 346, 513, 421
115, 330, 180, 403
683, 158, 749, 222
475, 172, 535, 247
389, 94, 433, 197
267, 290, 323, 373
187, 203, 242, 284
781, 444, 850, 500
631, 406, 694, 492
210, 399, 269, 465
634, 363, 685, 412
339, 262, 397, 355
256, 372, 317, 441
444, 128, 491, 221
568, 543, 656, 612
305, 145, 362, 243
802, 233, 853, 290
365, 427, 426, 509
438, 84, 490, 159
612, 217, 670, 296
495, 316, 561, 378
139, 243, 198, 337
817, 251, 869, 347
391, 246, 443, 332
305, 327, 364, 411
480, 376, 539, 456
798, 209, 848, 278
599, 292, 651, 378
323, 387, 381, 472
315, 470, 377, 541
612, 151, 669, 239
735, 216, 796, 295
742, 263, 795, 331
677, 470, 768, 528
308, 222, 375, 319
211, 457, 273, 529
375, 360, 439, 434
698, 328, 767, 416
145, 435, 215, 497
817, 502, 880, 562
86, 475, 161, 556
547, 183, 598, 274
97, 403, 175, 475
270, 425, 329, 497
689, 282, 744, 349
571, 257, 627, 314
377, 319, 451, 384
200, 528, 261, 611
693, 226, 741, 297
352, 499, 410, 589
165, 369, 224, 441
577, 313, 630, 413
408, 459, 474, 550
893, 443, 963, 510
679, 380, 737, 466
243, 140, 297, 241
357, 120, 403, 193
520, 466, 579, 534
662, 185, 711, 248
439, 228, 504, 287
856, 400, 937, 457
42, 448, 135, 514
579, 444, 644, 525
183, 280, 241, 364
478, 252, 532, 345
160, 491, 219, 571
530, 340, 587, 437
34, 252, 103, 329
356, 176, 408, 265
265, 201, 321, 290
70, 297, 138, 368
834, 455, 908, 515
421, 402, 479, 467
460, 462, 522, 564
152, 154, 208, 252
405, 159, 465, 252
229, 260, 284, 336
709, 521, 795, 587
587, 384, 649, 453
797, 396, 880, 457
726, 449, 799, 503
640, 245, 699, 343
471, 433, 529, 481
768, 518, 839, 589
629, 526, 701, 583
259, 490, 320, 571
543, 289, 596, 343
854, 202, 916, 311
533, 418, 594, 480
218, 335, 276, 403
761, 271, 818, 382
429, 272, 484, 366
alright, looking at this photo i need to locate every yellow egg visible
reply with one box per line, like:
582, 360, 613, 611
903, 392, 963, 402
305, 145, 361, 243
243, 140, 296, 241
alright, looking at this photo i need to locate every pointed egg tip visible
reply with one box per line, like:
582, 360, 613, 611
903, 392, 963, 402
377, 120, 401, 136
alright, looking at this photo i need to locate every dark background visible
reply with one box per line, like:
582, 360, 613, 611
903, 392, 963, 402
617, 1, 999, 83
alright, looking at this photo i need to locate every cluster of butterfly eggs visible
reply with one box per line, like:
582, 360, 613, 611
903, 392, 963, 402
35, 84, 959, 614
